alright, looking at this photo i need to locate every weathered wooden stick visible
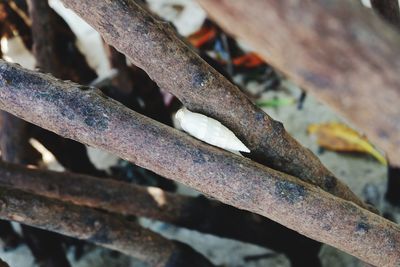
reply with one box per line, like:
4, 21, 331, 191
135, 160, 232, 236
58, 0, 368, 210
0, 187, 214, 267
0, 112, 40, 165
27, 0, 96, 83
0, 61, 398, 266
196, 0, 400, 165
0, 161, 322, 265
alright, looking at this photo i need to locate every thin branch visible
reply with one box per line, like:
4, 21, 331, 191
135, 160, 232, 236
0, 61, 398, 266
58, 0, 370, 211
196, 0, 400, 166
0, 187, 214, 267
27, 0, 96, 83
0, 161, 322, 265
0, 111, 40, 164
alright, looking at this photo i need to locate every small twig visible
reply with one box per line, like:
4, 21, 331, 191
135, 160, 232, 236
0, 187, 215, 267
0, 61, 398, 266
59, 0, 369, 211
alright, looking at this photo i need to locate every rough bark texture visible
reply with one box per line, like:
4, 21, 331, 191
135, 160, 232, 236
371, 0, 400, 28
0, 61, 398, 266
0, 187, 215, 267
0, 161, 322, 265
197, 0, 400, 166
58, 0, 370, 211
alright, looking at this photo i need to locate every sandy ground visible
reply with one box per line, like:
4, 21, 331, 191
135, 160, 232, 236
0, 0, 390, 266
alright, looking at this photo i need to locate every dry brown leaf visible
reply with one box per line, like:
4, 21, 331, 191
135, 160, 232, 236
308, 122, 387, 165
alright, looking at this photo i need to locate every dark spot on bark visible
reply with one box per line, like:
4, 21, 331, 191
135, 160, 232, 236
136, 24, 148, 35
191, 149, 206, 164
323, 175, 337, 191
60, 93, 109, 131
355, 221, 370, 234
60, 108, 75, 120
275, 180, 306, 204
0, 65, 46, 89
383, 229, 398, 249
191, 71, 207, 89
174, 139, 185, 149
255, 112, 264, 122
36, 89, 61, 103
322, 224, 332, 231
272, 120, 285, 136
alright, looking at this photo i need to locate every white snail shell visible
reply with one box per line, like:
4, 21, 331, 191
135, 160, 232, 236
175, 107, 250, 153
